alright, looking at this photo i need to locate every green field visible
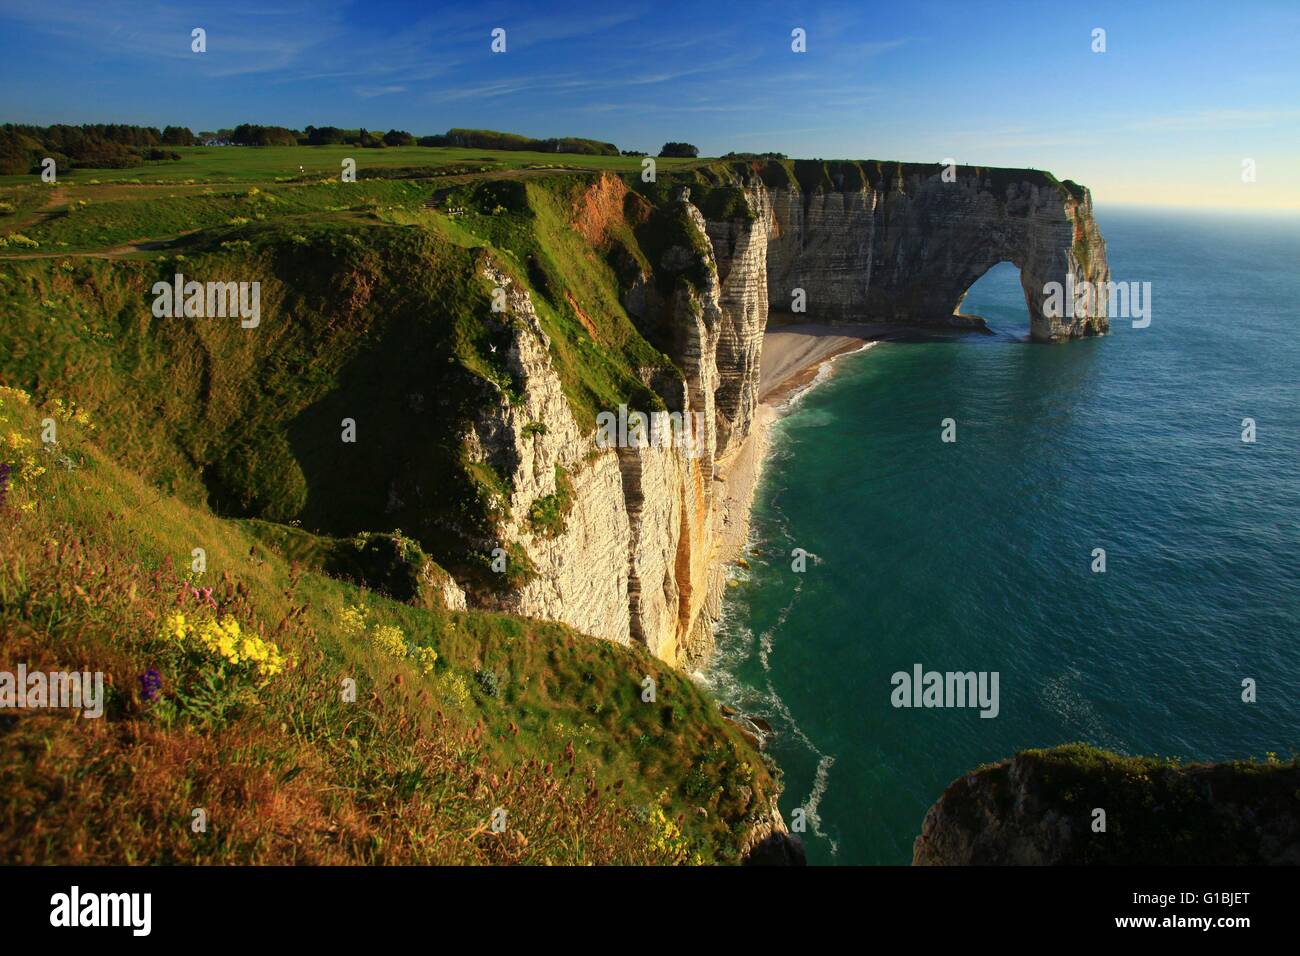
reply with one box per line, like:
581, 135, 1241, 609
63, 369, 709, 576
0, 143, 693, 187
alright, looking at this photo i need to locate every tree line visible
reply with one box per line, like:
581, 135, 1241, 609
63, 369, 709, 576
0, 122, 707, 175
0, 123, 194, 174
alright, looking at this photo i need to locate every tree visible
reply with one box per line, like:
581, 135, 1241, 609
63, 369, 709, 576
230, 124, 299, 147
307, 126, 347, 146
383, 129, 415, 147
161, 126, 196, 146
658, 142, 699, 158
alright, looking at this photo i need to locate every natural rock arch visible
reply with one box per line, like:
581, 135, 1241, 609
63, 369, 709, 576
753, 164, 1111, 342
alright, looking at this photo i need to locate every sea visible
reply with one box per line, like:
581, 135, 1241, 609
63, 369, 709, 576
706, 207, 1300, 865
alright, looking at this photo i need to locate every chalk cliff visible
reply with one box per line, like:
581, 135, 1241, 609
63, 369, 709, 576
743, 160, 1111, 341
468, 186, 768, 666
453, 161, 1108, 667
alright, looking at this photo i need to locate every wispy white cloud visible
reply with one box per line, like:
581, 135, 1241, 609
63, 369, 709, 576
0, 0, 345, 76
354, 84, 408, 98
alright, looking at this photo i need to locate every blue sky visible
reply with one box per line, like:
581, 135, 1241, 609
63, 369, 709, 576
1, 0, 1297, 208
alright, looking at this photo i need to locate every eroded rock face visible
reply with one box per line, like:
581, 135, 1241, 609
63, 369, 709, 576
754, 170, 1110, 341
708, 194, 770, 458
465, 264, 633, 646
913, 747, 1300, 865
457, 165, 1109, 666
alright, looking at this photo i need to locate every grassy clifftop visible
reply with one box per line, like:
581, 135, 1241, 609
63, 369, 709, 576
915, 744, 1300, 865
0, 387, 778, 864
0, 151, 780, 865
0, 167, 687, 596
631, 156, 1088, 206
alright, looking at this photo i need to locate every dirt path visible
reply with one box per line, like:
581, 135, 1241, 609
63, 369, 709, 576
4, 186, 67, 232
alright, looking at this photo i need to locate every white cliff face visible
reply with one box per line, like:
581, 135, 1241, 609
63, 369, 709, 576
618, 442, 684, 660
761, 185, 877, 323
465, 263, 633, 646
457, 189, 771, 667
453, 166, 1107, 665
754, 169, 1109, 340
708, 192, 770, 460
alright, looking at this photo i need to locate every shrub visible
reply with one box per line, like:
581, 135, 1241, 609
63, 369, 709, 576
658, 142, 699, 158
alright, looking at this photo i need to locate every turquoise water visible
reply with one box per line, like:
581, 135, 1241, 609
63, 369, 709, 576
708, 208, 1300, 865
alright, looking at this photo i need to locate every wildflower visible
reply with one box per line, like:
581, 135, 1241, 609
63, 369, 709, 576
180, 581, 217, 609
164, 611, 189, 642
339, 603, 368, 638
370, 623, 407, 660
411, 645, 438, 676
160, 607, 286, 684
0, 462, 9, 506
139, 668, 163, 702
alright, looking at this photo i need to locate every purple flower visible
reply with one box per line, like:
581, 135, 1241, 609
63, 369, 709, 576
0, 462, 10, 505
139, 668, 163, 702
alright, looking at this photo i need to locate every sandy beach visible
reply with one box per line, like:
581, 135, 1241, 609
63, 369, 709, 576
713, 323, 882, 567
758, 323, 881, 403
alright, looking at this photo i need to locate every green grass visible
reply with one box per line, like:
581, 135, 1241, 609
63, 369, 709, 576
432, 173, 676, 426
2, 179, 432, 253
0, 144, 701, 187
0, 144, 783, 864
527, 466, 574, 538
0, 150, 742, 614
0, 388, 778, 864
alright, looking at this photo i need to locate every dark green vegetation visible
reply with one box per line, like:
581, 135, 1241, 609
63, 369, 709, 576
1, 141, 1104, 866
1, 123, 189, 174
0, 123, 629, 178
658, 142, 699, 158
0, 144, 784, 865
429, 128, 619, 155
934, 744, 1300, 864
0, 389, 776, 864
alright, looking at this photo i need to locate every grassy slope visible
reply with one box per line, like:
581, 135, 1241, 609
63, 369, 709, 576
0, 148, 779, 865
0, 391, 777, 864
0, 172, 680, 590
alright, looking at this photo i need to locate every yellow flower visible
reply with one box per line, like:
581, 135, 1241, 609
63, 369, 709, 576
412, 645, 438, 676
164, 611, 189, 642
370, 623, 407, 660
339, 603, 368, 638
